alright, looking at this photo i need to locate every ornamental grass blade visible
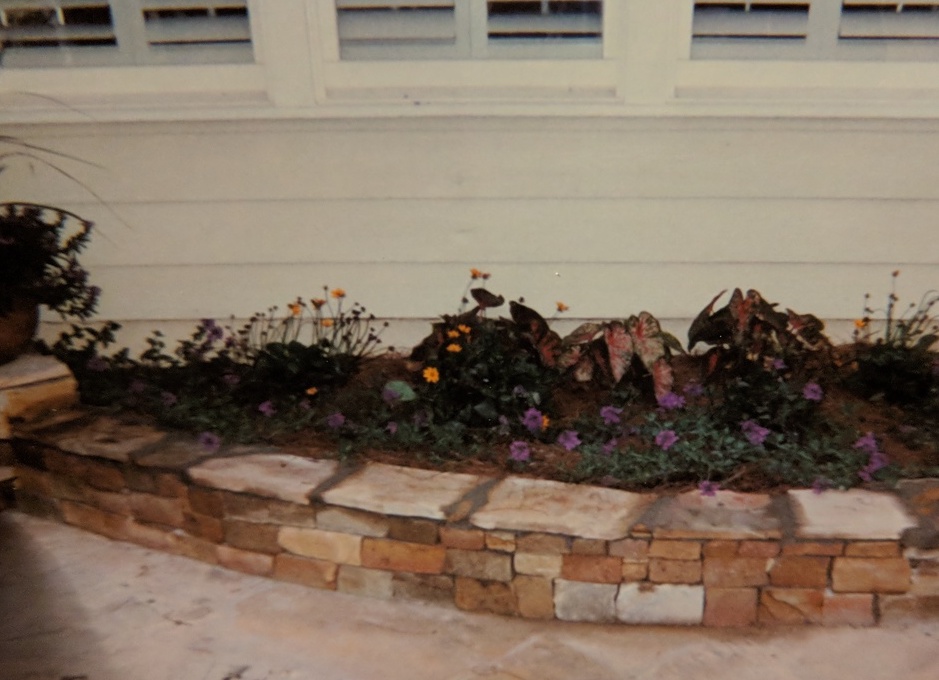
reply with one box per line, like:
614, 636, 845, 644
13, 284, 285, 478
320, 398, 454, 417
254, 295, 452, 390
471, 288, 505, 309
603, 321, 634, 383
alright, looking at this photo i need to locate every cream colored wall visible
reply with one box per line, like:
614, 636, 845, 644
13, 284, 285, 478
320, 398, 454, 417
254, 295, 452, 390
6, 115, 936, 352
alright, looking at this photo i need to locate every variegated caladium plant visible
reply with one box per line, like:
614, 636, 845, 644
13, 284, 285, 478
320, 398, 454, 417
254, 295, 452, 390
687, 288, 831, 379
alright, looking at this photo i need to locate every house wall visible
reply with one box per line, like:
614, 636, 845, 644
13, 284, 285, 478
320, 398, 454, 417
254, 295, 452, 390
6, 115, 937, 351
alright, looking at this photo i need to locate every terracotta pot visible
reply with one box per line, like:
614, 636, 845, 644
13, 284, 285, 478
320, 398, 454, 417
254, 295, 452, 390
0, 297, 39, 365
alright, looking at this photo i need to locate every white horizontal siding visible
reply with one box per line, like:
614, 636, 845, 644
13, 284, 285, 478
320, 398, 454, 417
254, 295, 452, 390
7, 116, 937, 346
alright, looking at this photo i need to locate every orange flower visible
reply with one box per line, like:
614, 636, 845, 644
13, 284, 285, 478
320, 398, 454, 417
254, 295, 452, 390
423, 367, 440, 383
446, 343, 462, 353
330, 288, 346, 299
288, 302, 302, 317
447, 330, 460, 339
305, 386, 318, 396
470, 268, 490, 280
321, 318, 334, 327
310, 298, 326, 309
854, 318, 869, 329
457, 324, 472, 334
556, 301, 569, 313
541, 415, 551, 430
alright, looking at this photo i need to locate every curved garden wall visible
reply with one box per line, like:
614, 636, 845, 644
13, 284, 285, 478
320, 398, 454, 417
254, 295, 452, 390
9, 412, 939, 628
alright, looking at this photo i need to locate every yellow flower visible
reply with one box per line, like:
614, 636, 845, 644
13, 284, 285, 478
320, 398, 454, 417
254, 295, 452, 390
305, 386, 318, 396
854, 318, 869, 329
423, 367, 440, 383
447, 330, 460, 339
288, 302, 302, 317
457, 324, 472, 334
541, 415, 550, 430
321, 318, 334, 327
310, 298, 326, 309
556, 301, 569, 313
330, 288, 346, 299
446, 343, 462, 353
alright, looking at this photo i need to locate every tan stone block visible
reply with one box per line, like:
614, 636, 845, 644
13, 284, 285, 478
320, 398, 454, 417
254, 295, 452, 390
486, 531, 517, 553
187, 486, 225, 518
154, 473, 188, 498
361, 538, 446, 574
454, 577, 518, 616
621, 562, 649, 582
649, 540, 701, 560
703, 540, 739, 557
183, 512, 225, 543
703, 588, 758, 627
129, 493, 185, 528
823, 592, 875, 626
649, 559, 702, 584
391, 573, 454, 603
388, 517, 439, 545
514, 552, 562, 578
337, 565, 394, 599
703, 557, 769, 587
446, 549, 512, 582
14, 467, 52, 496
170, 532, 219, 564
844, 541, 900, 558
782, 541, 843, 556
123, 520, 175, 551
217, 545, 275, 577
561, 555, 622, 584
738, 541, 780, 558
513, 575, 554, 619
911, 563, 939, 597
45, 453, 125, 491
609, 538, 649, 560
316, 507, 389, 537
221, 491, 317, 527
759, 588, 824, 624
84, 488, 131, 516
278, 527, 362, 565
769, 556, 830, 588
572, 538, 607, 556
272, 553, 336, 588
60, 500, 127, 540
516, 533, 570, 554
224, 520, 282, 554
879, 594, 939, 622
832, 558, 912, 593
440, 526, 486, 550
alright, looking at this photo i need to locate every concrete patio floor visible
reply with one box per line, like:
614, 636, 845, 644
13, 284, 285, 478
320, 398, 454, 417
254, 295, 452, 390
2, 511, 938, 680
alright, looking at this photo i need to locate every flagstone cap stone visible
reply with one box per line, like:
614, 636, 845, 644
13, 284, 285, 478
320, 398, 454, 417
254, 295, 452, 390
470, 477, 654, 540
51, 416, 167, 463
132, 438, 218, 469
188, 454, 338, 504
0, 354, 72, 390
790, 489, 918, 540
645, 490, 782, 540
320, 462, 484, 520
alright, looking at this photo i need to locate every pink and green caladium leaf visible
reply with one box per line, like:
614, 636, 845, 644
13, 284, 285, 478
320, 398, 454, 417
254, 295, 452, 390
603, 320, 634, 383
557, 344, 583, 370
510, 300, 561, 367
651, 357, 674, 400
627, 312, 668, 371
572, 354, 595, 382
470, 288, 504, 309
561, 322, 602, 348
688, 289, 728, 351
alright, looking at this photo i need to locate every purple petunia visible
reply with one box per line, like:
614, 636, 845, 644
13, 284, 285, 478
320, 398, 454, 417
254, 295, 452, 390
509, 440, 531, 462
128, 379, 147, 395
812, 477, 830, 494
602, 438, 618, 455
740, 419, 770, 447
222, 372, 240, 387
772, 358, 787, 371
802, 382, 824, 401
198, 431, 221, 453
854, 432, 889, 482
682, 382, 704, 397
657, 391, 686, 410
557, 430, 582, 451
853, 431, 879, 456
326, 412, 346, 429
521, 407, 544, 433
161, 391, 178, 407
258, 400, 276, 417
386, 421, 398, 435
599, 405, 623, 426
698, 480, 720, 497
382, 386, 401, 404
655, 429, 679, 451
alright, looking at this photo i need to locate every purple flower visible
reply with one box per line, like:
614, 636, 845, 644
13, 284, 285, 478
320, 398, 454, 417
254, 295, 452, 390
413, 410, 430, 428
557, 430, 582, 451
258, 400, 276, 417
602, 438, 618, 455
326, 412, 346, 429
86, 355, 109, 372
382, 386, 401, 404
854, 432, 879, 456
654, 429, 678, 451
386, 421, 398, 435
682, 382, 704, 397
521, 407, 544, 433
812, 477, 830, 494
161, 391, 178, 407
698, 480, 720, 497
198, 431, 221, 453
512, 385, 528, 398
802, 382, 824, 401
509, 440, 531, 462
128, 379, 147, 394
222, 373, 240, 387
497, 415, 511, 436
657, 391, 686, 410
740, 419, 770, 447
772, 358, 787, 371
299, 399, 312, 411
201, 318, 223, 342
599, 405, 623, 425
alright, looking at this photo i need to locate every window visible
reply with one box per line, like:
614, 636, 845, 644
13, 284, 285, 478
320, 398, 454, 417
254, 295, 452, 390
334, 0, 603, 60
690, 1, 939, 61
0, 0, 254, 68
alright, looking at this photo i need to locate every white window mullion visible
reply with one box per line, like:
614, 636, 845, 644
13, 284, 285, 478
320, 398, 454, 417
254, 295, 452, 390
461, 0, 486, 58
109, 1, 150, 65
804, 0, 841, 59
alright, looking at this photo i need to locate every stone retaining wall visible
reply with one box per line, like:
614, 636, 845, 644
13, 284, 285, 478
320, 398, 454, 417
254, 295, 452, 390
9, 413, 939, 627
